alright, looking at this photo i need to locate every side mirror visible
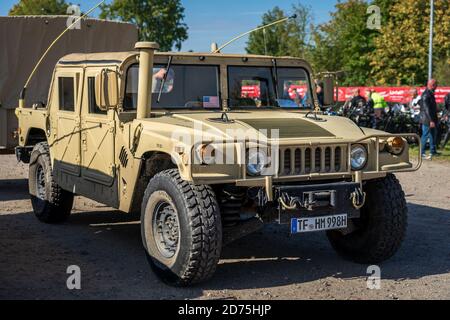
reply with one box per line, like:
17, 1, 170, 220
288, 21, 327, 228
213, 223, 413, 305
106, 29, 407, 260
95, 69, 119, 111
322, 75, 335, 106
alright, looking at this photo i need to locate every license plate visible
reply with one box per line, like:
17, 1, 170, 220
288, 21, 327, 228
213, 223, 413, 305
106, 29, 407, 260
291, 214, 348, 234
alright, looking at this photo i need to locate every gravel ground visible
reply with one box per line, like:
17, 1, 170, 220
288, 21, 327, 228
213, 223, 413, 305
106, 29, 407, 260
0, 154, 449, 300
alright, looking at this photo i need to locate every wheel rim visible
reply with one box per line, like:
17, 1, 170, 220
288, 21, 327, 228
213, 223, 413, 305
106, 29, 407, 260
35, 165, 46, 200
152, 200, 180, 259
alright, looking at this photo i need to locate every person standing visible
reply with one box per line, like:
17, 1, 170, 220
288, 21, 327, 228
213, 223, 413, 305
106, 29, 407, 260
315, 81, 325, 107
440, 92, 450, 149
366, 89, 387, 129
420, 79, 439, 159
351, 88, 367, 109
409, 88, 421, 112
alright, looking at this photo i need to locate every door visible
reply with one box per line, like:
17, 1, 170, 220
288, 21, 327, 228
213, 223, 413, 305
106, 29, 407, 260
80, 69, 116, 188
53, 71, 82, 179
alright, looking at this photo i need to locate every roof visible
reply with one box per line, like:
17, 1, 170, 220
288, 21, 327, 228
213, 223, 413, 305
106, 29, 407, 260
57, 52, 137, 66
57, 50, 308, 67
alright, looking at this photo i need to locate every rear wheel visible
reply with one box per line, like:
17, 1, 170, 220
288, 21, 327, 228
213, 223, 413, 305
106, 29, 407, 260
327, 174, 407, 264
29, 142, 74, 223
141, 169, 222, 286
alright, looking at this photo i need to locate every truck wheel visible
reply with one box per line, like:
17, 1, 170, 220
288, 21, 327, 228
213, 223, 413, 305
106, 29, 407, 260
327, 174, 407, 264
141, 169, 222, 286
29, 142, 74, 223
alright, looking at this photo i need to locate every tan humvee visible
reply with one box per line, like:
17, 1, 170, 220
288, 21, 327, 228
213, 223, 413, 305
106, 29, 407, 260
16, 42, 421, 286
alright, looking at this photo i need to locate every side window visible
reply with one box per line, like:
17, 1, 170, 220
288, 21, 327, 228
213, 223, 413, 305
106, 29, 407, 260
58, 77, 75, 111
124, 66, 139, 111
88, 77, 106, 115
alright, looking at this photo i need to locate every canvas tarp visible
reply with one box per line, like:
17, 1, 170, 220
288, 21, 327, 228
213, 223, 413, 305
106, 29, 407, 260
0, 16, 138, 149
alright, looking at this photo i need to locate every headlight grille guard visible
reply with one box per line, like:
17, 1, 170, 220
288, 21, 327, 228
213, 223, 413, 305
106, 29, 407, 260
353, 133, 422, 174
239, 133, 422, 180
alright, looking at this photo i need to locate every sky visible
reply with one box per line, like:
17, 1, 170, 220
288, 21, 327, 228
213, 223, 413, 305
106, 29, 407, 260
0, 0, 338, 53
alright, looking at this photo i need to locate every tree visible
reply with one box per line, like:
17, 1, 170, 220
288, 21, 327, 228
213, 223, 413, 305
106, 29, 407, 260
435, 59, 450, 87
370, 0, 450, 86
245, 4, 313, 59
9, 0, 69, 15
310, 0, 398, 86
310, 0, 385, 86
100, 0, 188, 51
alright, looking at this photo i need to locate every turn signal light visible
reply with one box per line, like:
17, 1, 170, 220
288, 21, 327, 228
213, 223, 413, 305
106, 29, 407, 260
386, 137, 405, 155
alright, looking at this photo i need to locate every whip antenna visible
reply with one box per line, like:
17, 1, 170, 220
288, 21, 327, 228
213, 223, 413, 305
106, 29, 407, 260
19, 0, 106, 107
212, 14, 297, 54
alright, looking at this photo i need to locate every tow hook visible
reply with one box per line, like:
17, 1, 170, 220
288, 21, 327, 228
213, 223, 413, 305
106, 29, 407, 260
279, 193, 303, 211
279, 190, 338, 211
351, 187, 366, 210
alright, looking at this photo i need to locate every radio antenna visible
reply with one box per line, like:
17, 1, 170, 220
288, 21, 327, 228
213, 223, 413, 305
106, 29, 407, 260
19, 0, 106, 107
212, 14, 297, 54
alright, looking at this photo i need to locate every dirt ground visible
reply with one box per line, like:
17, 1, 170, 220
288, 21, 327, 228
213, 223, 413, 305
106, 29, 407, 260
0, 154, 449, 300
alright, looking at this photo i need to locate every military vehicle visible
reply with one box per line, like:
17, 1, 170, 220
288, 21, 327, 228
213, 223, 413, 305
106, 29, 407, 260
14, 39, 422, 285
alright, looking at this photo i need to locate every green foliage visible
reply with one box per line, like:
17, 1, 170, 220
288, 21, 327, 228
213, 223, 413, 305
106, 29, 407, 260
99, 0, 188, 51
310, 0, 376, 86
435, 59, 450, 87
260, 0, 447, 87
370, 0, 450, 86
310, 0, 398, 86
245, 3, 313, 59
9, 0, 69, 15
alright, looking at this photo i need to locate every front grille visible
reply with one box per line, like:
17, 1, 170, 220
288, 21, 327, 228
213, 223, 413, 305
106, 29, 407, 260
278, 145, 348, 176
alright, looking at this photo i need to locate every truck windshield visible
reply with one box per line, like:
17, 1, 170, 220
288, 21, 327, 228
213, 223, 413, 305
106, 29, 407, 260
228, 66, 313, 110
124, 64, 220, 110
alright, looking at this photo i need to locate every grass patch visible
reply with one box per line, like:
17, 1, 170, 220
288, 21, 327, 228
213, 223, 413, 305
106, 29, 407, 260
410, 143, 450, 162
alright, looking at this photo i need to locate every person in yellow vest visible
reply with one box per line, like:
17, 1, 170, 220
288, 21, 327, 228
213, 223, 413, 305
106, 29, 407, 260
366, 89, 387, 128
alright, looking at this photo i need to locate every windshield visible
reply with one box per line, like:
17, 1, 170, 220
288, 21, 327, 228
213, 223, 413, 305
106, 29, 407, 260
124, 64, 220, 110
228, 66, 312, 109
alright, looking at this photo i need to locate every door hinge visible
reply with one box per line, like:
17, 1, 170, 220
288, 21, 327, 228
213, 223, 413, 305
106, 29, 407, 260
109, 164, 116, 176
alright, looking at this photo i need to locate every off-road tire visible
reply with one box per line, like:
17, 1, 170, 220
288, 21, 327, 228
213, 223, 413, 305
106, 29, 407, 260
141, 169, 222, 286
29, 142, 74, 223
327, 174, 407, 264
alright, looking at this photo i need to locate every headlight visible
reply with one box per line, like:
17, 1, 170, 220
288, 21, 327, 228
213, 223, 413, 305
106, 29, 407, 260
386, 137, 405, 155
351, 144, 368, 171
247, 149, 269, 176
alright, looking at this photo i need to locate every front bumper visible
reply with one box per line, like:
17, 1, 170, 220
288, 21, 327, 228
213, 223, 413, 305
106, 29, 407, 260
269, 182, 363, 224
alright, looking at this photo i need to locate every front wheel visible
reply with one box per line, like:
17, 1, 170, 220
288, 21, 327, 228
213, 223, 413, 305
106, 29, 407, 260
28, 142, 74, 223
327, 174, 407, 264
141, 169, 222, 286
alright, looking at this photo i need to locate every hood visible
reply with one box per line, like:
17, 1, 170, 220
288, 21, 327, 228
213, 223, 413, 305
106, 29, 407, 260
139, 110, 367, 143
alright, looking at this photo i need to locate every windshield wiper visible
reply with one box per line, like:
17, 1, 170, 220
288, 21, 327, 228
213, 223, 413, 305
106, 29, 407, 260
271, 58, 280, 101
157, 56, 173, 103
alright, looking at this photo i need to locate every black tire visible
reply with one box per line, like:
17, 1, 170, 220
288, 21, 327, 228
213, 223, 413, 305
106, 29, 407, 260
141, 169, 222, 286
29, 142, 74, 223
327, 174, 407, 264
